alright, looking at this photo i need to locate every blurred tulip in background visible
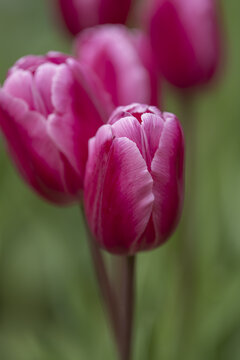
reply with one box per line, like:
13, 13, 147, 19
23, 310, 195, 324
144, 0, 221, 88
75, 25, 159, 107
54, 0, 133, 35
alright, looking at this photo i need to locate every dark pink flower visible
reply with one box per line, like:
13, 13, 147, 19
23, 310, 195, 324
84, 104, 184, 255
55, 0, 133, 36
144, 0, 221, 88
0, 52, 113, 204
75, 25, 159, 107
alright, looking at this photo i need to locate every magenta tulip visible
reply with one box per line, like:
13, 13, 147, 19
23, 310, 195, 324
144, 0, 221, 88
75, 25, 159, 108
55, 0, 133, 36
0, 52, 113, 204
84, 103, 184, 255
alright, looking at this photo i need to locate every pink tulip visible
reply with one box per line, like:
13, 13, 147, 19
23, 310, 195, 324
144, 0, 221, 88
84, 103, 184, 255
55, 0, 133, 36
0, 52, 113, 204
75, 25, 159, 107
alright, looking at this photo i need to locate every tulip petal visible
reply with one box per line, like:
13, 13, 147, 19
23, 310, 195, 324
34, 63, 58, 115
47, 112, 84, 185
57, 0, 82, 35
68, 59, 113, 119
51, 63, 73, 113
0, 90, 75, 204
111, 116, 143, 155
108, 103, 162, 125
52, 60, 112, 118
49, 61, 112, 180
84, 126, 154, 254
111, 48, 150, 106
76, 26, 152, 106
3, 70, 35, 110
56, 0, 132, 36
150, 114, 184, 246
9, 55, 47, 74
99, 0, 132, 25
84, 124, 114, 235
141, 113, 164, 164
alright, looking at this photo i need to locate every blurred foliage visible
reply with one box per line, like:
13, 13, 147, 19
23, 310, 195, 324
0, 0, 240, 359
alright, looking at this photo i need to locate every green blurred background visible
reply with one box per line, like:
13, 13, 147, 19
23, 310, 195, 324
0, 0, 240, 359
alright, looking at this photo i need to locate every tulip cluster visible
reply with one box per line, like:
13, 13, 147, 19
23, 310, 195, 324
0, 0, 225, 359
0, 53, 184, 252
0, 1, 223, 252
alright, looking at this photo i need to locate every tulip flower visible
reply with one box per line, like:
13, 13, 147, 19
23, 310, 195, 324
0, 52, 113, 204
55, 0, 133, 36
145, 0, 221, 88
75, 25, 159, 108
84, 103, 184, 254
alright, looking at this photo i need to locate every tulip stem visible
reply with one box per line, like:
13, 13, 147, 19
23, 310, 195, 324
81, 205, 136, 360
89, 232, 120, 342
120, 256, 135, 360
80, 206, 121, 354
178, 92, 197, 355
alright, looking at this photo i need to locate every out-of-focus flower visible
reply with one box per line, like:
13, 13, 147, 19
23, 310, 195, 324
55, 0, 133, 36
84, 103, 184, 255
144, 0, 221, 88
75, 25, 159, 107
0, 52, 113, 204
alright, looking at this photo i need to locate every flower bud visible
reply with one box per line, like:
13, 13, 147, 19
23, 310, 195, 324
144, 0, 221, 88
0, 52, 113, 204
84, 103, 184, 254
75, 25, 159, 107
55, 0, 133, 36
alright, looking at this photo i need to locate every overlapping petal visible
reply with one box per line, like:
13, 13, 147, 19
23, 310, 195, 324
34, 63, 58, 115
48, 60, 113, 182
150, 113, 184, 243
4, 70, 35, 111
0, 90, 78, 203
84, 125, 154, 254
108, 103, 162, 125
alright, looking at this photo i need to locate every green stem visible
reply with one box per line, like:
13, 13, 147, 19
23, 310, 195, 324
177, 92, 198, 356
80, 205, 136, 360
80, 206, 121, 356
120, 256, 136, 360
